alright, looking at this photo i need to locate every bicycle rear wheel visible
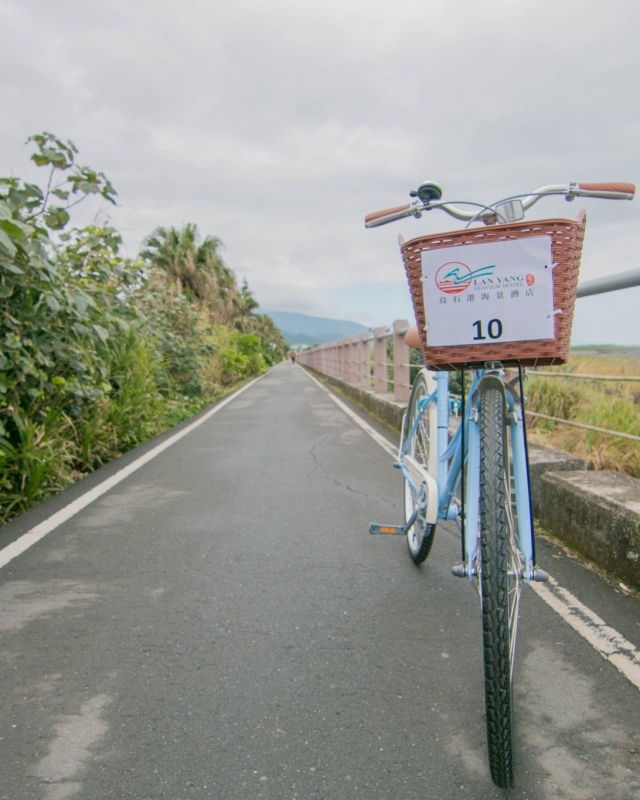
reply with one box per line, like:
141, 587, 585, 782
402, 371, 437, 564
479, 386, 523, 789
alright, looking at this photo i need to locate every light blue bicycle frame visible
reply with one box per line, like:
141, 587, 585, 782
399, 367, 536, 583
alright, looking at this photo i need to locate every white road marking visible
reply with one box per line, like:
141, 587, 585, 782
0, 375, 266, 570
302, 367, 640, 693
531, 577, 640, 691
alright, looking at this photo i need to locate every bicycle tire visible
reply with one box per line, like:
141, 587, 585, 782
479, 386, 522, 789
402, 371, 437, 564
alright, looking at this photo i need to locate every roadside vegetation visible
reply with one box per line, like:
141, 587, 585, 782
0, 133, 287, 524
525, 350, 640, 477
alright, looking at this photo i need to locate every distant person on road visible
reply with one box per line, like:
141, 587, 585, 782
290, 350, 296, 364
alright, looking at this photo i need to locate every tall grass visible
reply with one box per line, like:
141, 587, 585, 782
0, 407, 77, 520
0, 326, 266, 525
525, 352, 640, 477
67, 331, 168, 470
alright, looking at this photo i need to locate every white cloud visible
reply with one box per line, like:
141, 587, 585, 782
2, 0, 639, 337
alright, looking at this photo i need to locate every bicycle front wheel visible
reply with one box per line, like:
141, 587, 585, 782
402, 370, 437, 564
479, 386, 523, 789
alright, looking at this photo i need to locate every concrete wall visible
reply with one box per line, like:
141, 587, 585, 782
539, 470, 640, 588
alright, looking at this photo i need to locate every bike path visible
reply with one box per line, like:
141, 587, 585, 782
0, 363, 638, 799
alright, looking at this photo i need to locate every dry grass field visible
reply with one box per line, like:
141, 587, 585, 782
525, 347, 640, 477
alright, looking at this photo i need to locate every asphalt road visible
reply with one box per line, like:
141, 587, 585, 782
0, 363, 639, 799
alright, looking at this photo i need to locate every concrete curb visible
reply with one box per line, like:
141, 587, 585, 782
539, 470, 640, 589
303, 365, 640, 589
528, 445, 586, 518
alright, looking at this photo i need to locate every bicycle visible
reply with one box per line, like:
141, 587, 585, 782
365, 180, 635, 788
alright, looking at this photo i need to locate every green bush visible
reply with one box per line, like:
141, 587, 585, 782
0, 133, 288, 524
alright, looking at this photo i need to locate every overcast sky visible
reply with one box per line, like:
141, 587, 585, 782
2, 0, 639, 344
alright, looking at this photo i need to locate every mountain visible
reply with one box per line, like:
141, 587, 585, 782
265, 311, 369, 346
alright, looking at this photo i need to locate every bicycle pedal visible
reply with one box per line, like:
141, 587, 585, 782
369, 523, 406, 536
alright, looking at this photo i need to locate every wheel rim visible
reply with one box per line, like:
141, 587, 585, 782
404, 377, 431, 553
504, 427, 523, 680
405, 481, 427, 554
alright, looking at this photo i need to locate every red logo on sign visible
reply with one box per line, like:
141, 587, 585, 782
435, 262, 472, 294
526, 274, 535, 286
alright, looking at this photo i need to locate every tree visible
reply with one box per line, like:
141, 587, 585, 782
230, 280, 260, 331
140, 224, 237, 322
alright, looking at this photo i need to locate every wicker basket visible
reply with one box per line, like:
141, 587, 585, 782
400, 213, 587, 370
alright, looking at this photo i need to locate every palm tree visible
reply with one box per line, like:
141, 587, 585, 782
231, 280, 260, 331
141, 224, 237, 321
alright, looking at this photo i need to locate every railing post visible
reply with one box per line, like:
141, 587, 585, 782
344, 337, 351, 383
348, 335, 358, 384
340, 339, 351, 383
351, 335, 357, 384
344, 337, 351, 382
393, 319, 410, 404
373, 327, 387, 394
359, 332, 370, 388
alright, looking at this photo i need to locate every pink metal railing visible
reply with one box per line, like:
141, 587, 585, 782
296, 319, 412, 404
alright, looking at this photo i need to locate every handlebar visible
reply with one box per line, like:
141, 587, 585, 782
576, 182, 636, 195
364, 181, 636, 228
364, 204, 414, 226
365, 203, 421, 228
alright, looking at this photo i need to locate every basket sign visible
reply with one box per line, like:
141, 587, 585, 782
421, 236, 555, 347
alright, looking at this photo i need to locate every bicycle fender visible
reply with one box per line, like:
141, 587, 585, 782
472, 373, 507, 407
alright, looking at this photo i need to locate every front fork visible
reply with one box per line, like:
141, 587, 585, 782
461, 370, 537, 584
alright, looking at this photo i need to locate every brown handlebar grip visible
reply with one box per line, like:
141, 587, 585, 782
364, 204, 411, 223
577, 182, 635, 196
404, 327, 422, 349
